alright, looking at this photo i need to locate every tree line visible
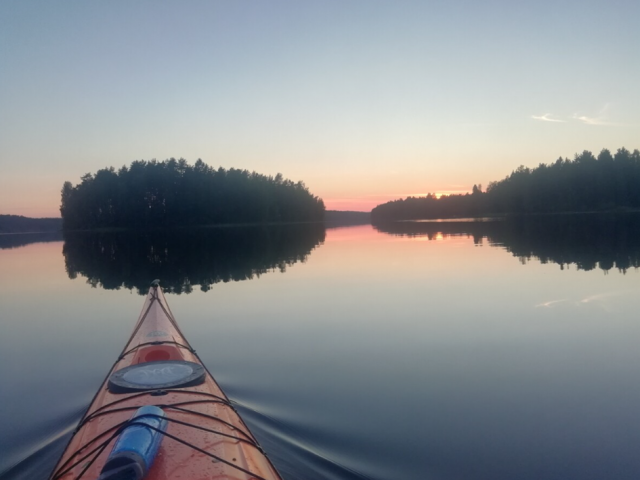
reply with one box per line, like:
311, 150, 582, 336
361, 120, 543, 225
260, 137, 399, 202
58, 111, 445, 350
0, 215, 61, 234
61, 158, 325, 230
371, 148, 640, 220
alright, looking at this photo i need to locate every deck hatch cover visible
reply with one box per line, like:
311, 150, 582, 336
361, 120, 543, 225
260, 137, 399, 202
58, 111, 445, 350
108, 360, 205, 393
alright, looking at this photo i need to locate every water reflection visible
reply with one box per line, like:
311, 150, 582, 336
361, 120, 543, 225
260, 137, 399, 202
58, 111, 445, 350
63, 224, 325, 294
373, 214, 640, 273
0, 231, 63, 250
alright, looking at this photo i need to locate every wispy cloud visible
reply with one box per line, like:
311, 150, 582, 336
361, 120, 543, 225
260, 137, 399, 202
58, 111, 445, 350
572, 114, 609, 126
530, 103, 633, 126
535, 299, 568, 308
535, 289, 636, 310
572, 103, 612, 126
531, 113, 565, 123
578, 290, 623, 305
576, 291, 622, 312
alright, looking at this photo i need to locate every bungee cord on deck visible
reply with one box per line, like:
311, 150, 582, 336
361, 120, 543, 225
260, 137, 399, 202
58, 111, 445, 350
52, 406, 270, 480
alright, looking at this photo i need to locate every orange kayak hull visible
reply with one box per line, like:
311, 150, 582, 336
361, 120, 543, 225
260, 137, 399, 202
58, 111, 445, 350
50, 284, 283, 480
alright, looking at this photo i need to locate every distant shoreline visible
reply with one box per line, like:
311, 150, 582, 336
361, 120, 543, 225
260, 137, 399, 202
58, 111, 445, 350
0, 215, 62, 234
0, 210, 373, 233
5, 208, 637, 235
373, 208, 640, 223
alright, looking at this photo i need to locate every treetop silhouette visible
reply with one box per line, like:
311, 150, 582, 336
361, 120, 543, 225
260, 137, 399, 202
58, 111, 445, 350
60, 158, 325, 230
372, 148, 640, 220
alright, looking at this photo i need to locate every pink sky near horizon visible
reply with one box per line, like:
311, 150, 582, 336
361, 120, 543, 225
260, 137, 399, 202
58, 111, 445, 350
323, 189, 472, 212
0, 178, 478, 218
1, 195, 471, 219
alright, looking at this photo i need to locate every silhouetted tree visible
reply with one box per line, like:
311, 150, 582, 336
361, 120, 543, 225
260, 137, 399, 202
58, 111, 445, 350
372, 148, 640, 220
60, 159, 325, 230
0, 215, 62, 235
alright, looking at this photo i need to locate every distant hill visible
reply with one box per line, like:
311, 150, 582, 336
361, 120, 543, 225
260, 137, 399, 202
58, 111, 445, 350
0, 215, 62, 234
324, 210, 371, 226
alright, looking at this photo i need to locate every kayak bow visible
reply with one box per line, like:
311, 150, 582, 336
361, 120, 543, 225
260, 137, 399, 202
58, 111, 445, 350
50, 282, 283, 480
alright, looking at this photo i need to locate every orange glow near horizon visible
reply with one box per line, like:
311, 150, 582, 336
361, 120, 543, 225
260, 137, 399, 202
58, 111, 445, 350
323, 188, 473, 211
1, 185, 476, 218
0, 166, 477, 218
323, 197, 385, 212
0, 200, 62, 219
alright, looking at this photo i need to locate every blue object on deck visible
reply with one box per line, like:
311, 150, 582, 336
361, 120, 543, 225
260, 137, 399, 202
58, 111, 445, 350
98, 405, 167, 480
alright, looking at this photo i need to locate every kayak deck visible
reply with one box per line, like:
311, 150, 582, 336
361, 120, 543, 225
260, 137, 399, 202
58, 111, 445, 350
50, 283, 282, 480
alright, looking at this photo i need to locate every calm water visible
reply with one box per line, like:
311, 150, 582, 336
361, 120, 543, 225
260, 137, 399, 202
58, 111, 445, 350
1, 216, 640, 480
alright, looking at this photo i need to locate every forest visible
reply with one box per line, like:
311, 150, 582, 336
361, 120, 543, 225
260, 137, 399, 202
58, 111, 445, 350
0, 214, 61, 234
60, 158, 325, 230
371, 148, 640, 220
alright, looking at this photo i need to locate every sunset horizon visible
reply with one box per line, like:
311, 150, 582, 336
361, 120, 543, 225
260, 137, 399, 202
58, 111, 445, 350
2, 1, 638, 220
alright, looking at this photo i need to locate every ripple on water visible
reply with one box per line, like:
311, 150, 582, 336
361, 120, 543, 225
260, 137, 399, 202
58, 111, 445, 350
0, 421, 74, 480
233, 400, 373, 480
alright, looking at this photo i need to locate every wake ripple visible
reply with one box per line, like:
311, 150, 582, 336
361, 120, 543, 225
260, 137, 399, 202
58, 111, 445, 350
0, 398, 373, 480
233, 400, 373, 480
0, 415, 77, 480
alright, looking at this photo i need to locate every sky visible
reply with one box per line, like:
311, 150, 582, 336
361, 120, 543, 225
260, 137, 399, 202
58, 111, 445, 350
1, 0, 639, 216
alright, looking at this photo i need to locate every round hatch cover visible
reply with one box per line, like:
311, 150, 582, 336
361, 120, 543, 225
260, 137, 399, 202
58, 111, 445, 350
108, 360, 205, 393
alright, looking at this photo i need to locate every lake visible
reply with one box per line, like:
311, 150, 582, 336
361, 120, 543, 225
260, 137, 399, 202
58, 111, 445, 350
1, 215, 640, 480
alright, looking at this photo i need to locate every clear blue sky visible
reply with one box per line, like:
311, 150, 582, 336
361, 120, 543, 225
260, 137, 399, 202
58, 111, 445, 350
1, 0, 638, 215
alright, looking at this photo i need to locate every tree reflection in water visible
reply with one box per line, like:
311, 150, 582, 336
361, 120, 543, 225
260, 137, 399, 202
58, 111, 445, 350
373, 213, 640, 273
63, 224, 326, 294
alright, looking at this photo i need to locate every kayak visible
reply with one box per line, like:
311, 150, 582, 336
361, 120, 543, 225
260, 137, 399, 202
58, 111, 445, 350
49, 281, 283, 480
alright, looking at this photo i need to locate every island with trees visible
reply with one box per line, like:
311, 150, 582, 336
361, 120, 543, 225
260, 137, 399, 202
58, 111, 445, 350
60, 158, 325, 230
371, 148, 640, 220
